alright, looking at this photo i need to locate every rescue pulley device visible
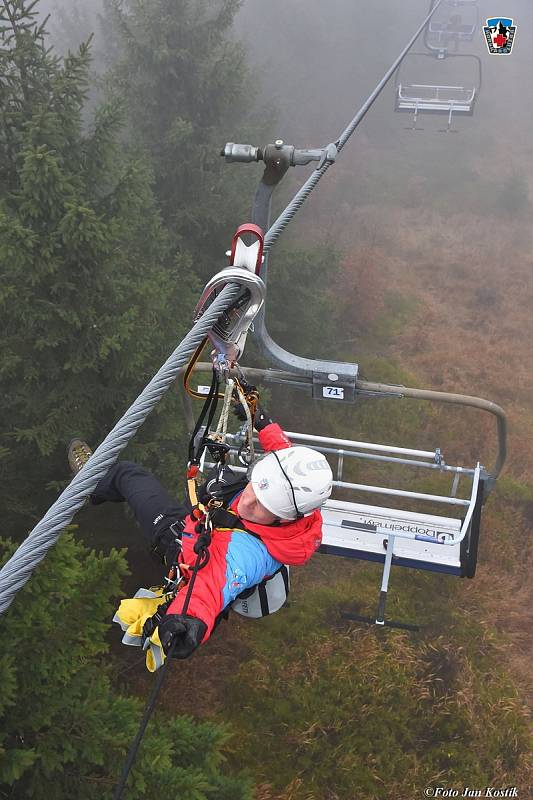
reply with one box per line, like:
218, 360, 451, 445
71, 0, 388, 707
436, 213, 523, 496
193, 224, 266, 368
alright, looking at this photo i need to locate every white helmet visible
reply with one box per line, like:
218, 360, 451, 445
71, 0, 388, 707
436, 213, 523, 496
249, 446, 333, 520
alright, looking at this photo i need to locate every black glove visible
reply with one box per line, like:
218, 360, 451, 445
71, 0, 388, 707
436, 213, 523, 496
157, 613, 208, 659
254, 406, 273, 432
233, 400, 273, 431
232, 389, 255, 423
197, 465, 248, 506
151, 522, 184, 568
236, 377, 255, 395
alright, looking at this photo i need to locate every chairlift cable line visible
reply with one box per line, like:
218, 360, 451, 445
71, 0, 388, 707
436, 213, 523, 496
263, 0, 445, 252
0, 284, 241, 615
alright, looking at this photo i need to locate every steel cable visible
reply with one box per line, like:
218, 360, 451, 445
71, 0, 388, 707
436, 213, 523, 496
0, 283, 241, 615
263, 0, 444, 252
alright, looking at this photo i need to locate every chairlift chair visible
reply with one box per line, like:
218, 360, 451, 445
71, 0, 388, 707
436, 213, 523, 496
193, 410, 489, 630
394, 52, 482, 131
426, 0, 479, 48
181, 358, 504, 632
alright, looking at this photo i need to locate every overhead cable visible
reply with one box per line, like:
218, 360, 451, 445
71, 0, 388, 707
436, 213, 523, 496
264, 0, 444, 251
0, 284, 241, 615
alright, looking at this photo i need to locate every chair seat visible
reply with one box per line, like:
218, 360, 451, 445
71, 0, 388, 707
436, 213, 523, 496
397, 83, 475, 113
320, 499, 463, 575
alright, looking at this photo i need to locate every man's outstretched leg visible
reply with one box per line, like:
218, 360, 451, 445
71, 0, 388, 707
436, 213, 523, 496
69, 440, 208, 661
68, 439, 189, 561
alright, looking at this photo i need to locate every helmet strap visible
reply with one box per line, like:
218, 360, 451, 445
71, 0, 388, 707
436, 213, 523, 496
272, 451, 304, 520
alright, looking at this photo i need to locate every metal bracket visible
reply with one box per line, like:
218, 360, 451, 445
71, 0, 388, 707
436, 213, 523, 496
312, 370, 357, 402
220, 139, 359, 396
341, 536, 421, 631
194, 266, 266, 365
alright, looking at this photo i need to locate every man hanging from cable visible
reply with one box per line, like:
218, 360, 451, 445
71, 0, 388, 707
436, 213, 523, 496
68, 385, 333, 668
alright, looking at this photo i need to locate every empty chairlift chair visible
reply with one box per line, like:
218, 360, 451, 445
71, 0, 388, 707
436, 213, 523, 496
426, 0, 479, 48
233, 428, 486, 631
395, 52, 482, 131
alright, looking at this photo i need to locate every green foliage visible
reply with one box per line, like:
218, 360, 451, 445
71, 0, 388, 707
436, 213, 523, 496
103, 0, 259, 275
0, 531, 253, 799
263, 243, 342, 360
497, 475, 533, 503
0, 0, 195, 531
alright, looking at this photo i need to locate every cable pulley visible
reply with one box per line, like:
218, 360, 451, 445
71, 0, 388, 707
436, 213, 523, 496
193, 224, 266, 370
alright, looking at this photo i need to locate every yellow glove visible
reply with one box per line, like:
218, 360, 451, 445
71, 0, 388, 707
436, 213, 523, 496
113, 588, 168, 672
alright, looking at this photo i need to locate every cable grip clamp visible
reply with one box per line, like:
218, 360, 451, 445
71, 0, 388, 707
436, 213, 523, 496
194, 226, 266, 367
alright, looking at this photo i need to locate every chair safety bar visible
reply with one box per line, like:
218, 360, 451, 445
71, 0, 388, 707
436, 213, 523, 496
428, 21, 477, 39
397, 83, 476, 112
330, 465, 480, 546
284, 430, 439, 460
331, 479, 470, 508
217, 429, 482, 522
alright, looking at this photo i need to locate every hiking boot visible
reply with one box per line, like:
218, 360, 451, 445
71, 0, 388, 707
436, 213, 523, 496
68, 439, 93, 475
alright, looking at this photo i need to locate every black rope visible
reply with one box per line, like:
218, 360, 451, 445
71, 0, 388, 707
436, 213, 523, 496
112, 645, 174, 800
112, 542, 210, 800
188, 368, 220, 466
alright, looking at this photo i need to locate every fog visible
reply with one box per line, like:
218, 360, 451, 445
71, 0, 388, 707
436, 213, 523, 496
233, 0, 533, 221
37, 0, 533, 199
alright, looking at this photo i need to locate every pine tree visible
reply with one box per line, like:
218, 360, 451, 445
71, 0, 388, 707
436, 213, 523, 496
0, 532, 253, 799
0, 0, 195, 532
103, 0, 259, 279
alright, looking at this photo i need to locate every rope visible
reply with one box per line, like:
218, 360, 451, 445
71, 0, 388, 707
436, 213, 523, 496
0, 283, 241, 616
263, 0, 444, 252
234, 383, 255, 463
214, 377, 234, 440
112, 541, 210, 800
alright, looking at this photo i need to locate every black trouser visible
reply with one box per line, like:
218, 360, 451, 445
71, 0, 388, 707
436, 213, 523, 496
91, 461, 190, 547
93, 462, 228, 632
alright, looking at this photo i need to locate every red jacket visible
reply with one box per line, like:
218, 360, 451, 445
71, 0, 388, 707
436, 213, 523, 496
167, 423, 324, 637
228, 423, 324, 565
